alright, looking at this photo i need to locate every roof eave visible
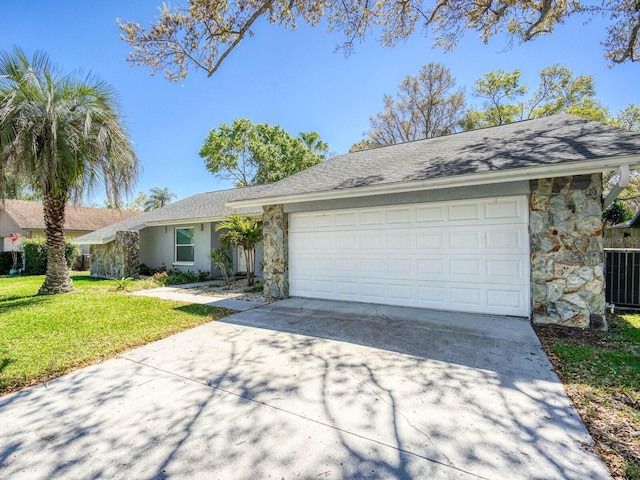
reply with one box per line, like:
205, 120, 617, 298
227, 155, 640, 208
71, 235, 116, 245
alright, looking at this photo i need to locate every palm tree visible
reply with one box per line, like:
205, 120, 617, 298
0, 47, 138, 294
143, 186, 176, 210
299, 131, 329, 157
215, 214, 263, 286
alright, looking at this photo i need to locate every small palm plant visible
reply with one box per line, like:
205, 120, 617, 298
210, 246, 232, 288
215, 214, 263, 286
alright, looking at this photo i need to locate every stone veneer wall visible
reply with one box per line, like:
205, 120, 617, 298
262, 204, 289, 298
530, 174, 605, 328
90, 231, 140, 279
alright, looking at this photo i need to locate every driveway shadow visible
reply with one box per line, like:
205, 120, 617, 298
0, 298, 610, 480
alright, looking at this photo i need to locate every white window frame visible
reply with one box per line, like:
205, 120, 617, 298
174, 227, 195, 265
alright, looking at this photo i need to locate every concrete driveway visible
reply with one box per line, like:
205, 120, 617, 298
0, 298, 609, 479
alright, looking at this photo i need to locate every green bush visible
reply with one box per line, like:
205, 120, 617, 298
23, 238, 80, 275
0, 251, 22, 274
166, 269, 199, 285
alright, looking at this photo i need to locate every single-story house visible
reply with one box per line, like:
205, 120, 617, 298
75, 114, 640, 327
72, 185, 272, 279
0, 199, 138, 254
225, 114, 640, 328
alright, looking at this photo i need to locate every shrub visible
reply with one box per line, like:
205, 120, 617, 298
151, 271, 168, 287
197, 269, 210, 282
243, 284, 263, 293
165, 269, 199, 285
138, 263, 153, 276
23, 238, 80, 275
0, 251, 22, 274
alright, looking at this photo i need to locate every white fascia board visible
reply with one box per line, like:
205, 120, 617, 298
144, 216, 225, 227
145, 212, 260, 227
71, 234, 116, 245
228, 155, 640, 208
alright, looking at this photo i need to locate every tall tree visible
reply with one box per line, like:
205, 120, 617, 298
299, 131, 329, 156
463, 65, 602, 130
0, 47, 138, 294
144, 187, 176, 210
614, 104, 640, 132
200, 119, 325, 187
361, 62, 464, 146
1, 172, 41, 200
118, 1, 639, 82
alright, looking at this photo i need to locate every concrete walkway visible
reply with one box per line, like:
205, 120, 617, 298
0, 298, 610, 479
131, 282, 267, 311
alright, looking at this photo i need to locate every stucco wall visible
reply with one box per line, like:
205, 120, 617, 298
529, 175, 605, 328
139, 223, 213, 274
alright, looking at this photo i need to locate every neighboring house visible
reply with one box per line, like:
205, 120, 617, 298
226, 114, 640, 328
72, 186, 271, 280
604, 211, 640, 248
0, 199, 138, 255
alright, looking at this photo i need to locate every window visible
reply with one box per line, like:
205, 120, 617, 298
175, 227, 195, 263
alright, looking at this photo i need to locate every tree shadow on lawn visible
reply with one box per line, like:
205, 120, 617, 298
0, 293, 53, 315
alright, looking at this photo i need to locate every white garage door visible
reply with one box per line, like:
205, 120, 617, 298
288, 196, 530, 316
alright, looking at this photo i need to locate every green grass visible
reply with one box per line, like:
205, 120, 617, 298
537, 315, 640, 479
0, 273, 231, 395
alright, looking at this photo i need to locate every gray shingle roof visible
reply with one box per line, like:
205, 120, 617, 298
73, 185, 268, 244
230, 114, 640, 204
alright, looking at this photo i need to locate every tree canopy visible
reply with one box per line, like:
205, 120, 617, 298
199, 118, 326, 187
364, 62, 464, 146
0, 47, 138, 294
462, 65, 604, 129
119, 1, 640, 81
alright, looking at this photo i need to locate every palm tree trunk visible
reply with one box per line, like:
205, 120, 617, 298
39, 194, 74, 295
245, 248, 254, 286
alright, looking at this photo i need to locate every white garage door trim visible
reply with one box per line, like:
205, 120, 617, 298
288, 196, 531, 317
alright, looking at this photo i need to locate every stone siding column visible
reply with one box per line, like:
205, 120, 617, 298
89, 231, 139, 279
529, 174, 605, 328
262, 204, 289, 298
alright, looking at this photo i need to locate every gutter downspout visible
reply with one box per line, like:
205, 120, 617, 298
603, 165, 630, 209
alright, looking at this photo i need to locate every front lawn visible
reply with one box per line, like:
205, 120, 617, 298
535, 315, 640, 480
0, 273, 231, 396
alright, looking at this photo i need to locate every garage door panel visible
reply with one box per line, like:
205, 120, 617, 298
486, 258, 525, 280
486, 228, 526, 250
450, 259, 482, 277
416, 232, 444, 249
417, 284, 448, 303
289, 196, 530, 317
335, 233, 358, 250
488, 288, 526, 309
486, 198, 524, 219
360, 210, 384, 225
449, 230, 482, 250
449, 202, 481, 221
335, 212, 357, 226
417, 258, 446, 275
416, 205, 445, 223
387, 207, 412, 224
359, 232, 385, 250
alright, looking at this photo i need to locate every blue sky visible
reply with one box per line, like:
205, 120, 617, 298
2, 1, 638, 204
